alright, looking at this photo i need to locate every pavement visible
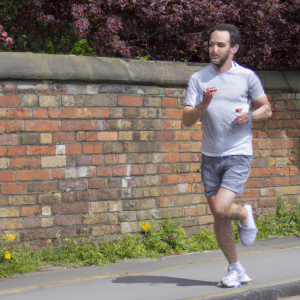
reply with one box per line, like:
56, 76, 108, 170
0, 236, 300, 300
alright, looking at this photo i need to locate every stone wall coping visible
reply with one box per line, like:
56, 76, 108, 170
0, 52, 300, 91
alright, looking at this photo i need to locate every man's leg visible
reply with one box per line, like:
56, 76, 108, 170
207, 187, 247, 264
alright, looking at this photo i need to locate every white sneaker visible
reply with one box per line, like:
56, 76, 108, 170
218, 264, 252, 288
237, 205, 258, 246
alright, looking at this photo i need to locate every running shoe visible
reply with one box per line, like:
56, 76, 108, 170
237, 205, 258, 246
218, 265, 252, 288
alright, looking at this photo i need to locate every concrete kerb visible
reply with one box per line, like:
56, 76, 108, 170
205, 280, 300, 300
0, 52, 300, 91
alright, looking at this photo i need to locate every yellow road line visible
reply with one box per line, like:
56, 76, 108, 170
1, 245, 300, 296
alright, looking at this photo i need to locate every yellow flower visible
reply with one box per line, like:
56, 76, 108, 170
8, 235, 15, 240
4, 251, 11, 260
2, 235, 8, 240
141, 222, 151, 231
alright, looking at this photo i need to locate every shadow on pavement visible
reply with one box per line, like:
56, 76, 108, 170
112, 275, 218, 287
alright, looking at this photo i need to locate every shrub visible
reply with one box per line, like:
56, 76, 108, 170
0, 0, 299, 69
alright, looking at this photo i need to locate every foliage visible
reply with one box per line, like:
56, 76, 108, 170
0, 0, 299, 69
0, 216, 218, 279
255, 194, 300, 239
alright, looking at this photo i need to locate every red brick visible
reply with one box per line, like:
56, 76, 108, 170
83, 144, 103, 154
259, 199, 277, 207
130, 165, 145, 176
86, 132, 97, 142
26, 181, 57, 193
290, 166, 300, 176
0, 95, 20, 107
11, 158, 41, 168
163, 109, 183, 119
53, 132, 75, 143
108, 177, 127, 188
162, 120, 182, 130
0, 219, 20, 229
164, 154, 181, 163
17, 170, 33, 181
158, 197, 175, 207
162, 98, 177, 108
26, 120, 60, 132
53, 203, 89, 214
7, 146, 25, 156
49, 109, 59, 118
118, 96, 143, 107
97, 108, 110, 118
97, 166, 112, 177
4, 86, 18, 94
97, 132, 118, 141
161, 142, 179, 152
20, 218, 41, 229
155, 131, 173, 141
26, 145, 56, 156
60, 108, 86, 118
66, 144, 82, 155
184, 206, 197, 216
0, 134, 19, 145
92, 120, 107, 131
197, 204, 206, 215
0, 121, 5, 134
249, 168, 262, 177
77, 156, 91, 166
112, 165, 127, 176
273, 177, 290, 186
0, 171, 15, 182
6, 121, 25, 132
0, 196, 9, 205
21, 206, 42, 217
180, 142, 191, 152
77, 132, 86, 142
159, 165, 172, 174
54, 215, 82, 226
262, 167, 289, 176
33, 109, 48, 118
34, 169, 49, 181
146, 164, 158, 174
192, 131, 203, 140
240, 189, 260, 198
51, 169, 65, 179
1, 183, 22, 194
89, 179, 107, 189
0, 146, 6, 156
12, 109, 31, 119
62, 120, 93, 131
92, 155, 104, 165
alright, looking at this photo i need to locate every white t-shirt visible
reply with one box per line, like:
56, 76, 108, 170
184, 62, 265, 156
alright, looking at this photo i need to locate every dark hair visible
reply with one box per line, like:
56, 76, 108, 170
209, 24, 241, 48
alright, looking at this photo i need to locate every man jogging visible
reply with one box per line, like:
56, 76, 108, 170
182, 24, 272, 288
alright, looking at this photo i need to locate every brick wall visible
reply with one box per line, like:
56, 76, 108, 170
0, 81, 299, 249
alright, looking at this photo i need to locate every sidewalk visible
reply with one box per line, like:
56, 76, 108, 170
0, 236, 299, 300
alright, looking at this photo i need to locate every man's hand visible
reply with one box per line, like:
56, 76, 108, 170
201, 87, 218, 109
234, 112, 251, 125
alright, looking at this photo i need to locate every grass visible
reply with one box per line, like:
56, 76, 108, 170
1, 195, 300, 279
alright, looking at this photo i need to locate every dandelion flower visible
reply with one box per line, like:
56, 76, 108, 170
8, 235, 15, 240
141, 222, 151, 231
4, 251, 11, 260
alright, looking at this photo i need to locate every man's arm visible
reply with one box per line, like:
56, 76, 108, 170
234, 94, 272, 125
182, 87, 217, 129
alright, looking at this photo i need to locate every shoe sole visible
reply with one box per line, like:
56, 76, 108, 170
218, 280, 241, 288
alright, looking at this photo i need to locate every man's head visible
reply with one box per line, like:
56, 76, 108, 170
208, 24, 240, 68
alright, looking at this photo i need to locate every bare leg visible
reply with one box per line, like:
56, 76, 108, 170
207, 187, 248, 265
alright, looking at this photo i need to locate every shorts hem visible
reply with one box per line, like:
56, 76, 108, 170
220, 184, 242, 196
205, 189, 219, 197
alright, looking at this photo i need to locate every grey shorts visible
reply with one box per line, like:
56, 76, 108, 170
201, 154, 252, 197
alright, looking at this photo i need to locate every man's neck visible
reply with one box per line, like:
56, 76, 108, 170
212, 59, 233, 74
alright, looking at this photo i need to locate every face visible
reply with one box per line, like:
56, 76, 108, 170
209, 30, 237, 68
